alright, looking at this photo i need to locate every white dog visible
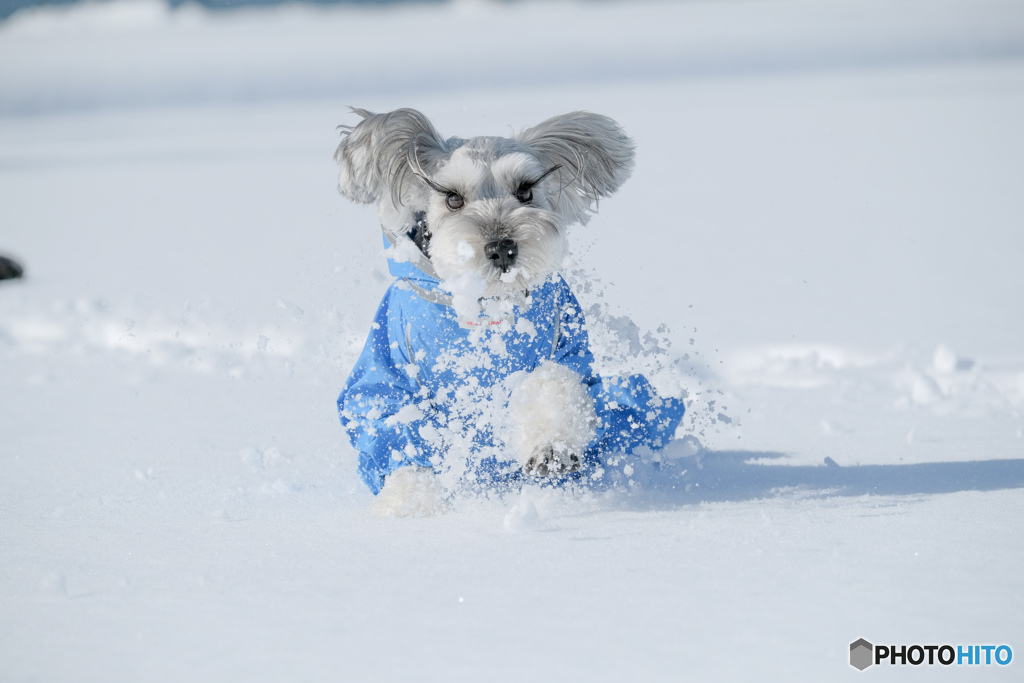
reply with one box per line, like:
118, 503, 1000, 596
334, 108, 684, 516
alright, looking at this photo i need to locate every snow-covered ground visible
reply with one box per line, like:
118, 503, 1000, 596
2, 0, 1023, 679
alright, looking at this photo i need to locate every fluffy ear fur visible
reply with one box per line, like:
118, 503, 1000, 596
516, 111, 635, 225
335, 108, 452, 206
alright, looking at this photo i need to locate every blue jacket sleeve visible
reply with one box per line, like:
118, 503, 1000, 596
337, 286, 442, 495
547, 281, 597, 380
550, 282, 686, 456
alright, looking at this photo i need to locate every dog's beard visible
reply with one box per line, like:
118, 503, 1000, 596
428, 202, 565, 301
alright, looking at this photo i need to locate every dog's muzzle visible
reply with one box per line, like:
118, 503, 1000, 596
484, 239, 518, 272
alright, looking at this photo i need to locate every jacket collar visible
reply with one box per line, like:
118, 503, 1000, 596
382, 228, 454, 307
383, 226, 439, 282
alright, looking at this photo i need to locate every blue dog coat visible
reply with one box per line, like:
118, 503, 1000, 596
338, 245, 686, 494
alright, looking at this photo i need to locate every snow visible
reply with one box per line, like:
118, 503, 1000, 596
442, 268, 490, 322
2, 0, 1023, 679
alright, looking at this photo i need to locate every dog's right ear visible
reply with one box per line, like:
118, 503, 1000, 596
335, 108, 449, 206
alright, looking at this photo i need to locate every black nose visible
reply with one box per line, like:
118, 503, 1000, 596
484, 239, 518, 272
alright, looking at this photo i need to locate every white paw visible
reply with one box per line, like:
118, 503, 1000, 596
507, 362, 597, 477
370, 466, 448, 517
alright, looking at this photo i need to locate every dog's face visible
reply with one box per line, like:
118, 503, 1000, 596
335, 109, 635, 299
416, 138, 568, 299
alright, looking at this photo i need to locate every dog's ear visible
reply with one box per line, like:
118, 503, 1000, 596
335, 108, 449, 206
516, 111, 635, 224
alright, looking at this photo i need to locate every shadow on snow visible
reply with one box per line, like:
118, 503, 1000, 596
598, 449, 1024, 506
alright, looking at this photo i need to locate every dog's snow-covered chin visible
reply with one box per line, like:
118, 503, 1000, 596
427, 200, 565, 300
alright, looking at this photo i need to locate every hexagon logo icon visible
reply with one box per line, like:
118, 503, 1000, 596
850, 638, 873, 670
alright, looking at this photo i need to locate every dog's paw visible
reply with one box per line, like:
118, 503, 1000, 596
524, 445, 581, 477
370, 466, 449, 518
508, 361, 597, 474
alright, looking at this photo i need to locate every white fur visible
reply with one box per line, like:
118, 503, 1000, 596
427, 198, 565, 298
370, 465, 448, 518
507, 362, 598, 475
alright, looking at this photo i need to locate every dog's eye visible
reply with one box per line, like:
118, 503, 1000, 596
446, 192, 464, 210
515, 184, 533, 203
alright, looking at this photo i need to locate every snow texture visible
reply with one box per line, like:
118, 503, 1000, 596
1, 0, 1023, 680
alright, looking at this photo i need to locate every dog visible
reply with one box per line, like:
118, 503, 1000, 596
335, 108, 685, 516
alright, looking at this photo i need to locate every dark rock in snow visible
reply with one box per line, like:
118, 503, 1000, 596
0, 255, 24, 280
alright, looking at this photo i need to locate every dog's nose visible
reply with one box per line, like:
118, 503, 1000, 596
484, 239, 518, 272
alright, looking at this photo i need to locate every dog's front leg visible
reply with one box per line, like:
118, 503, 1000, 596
508, 362, 598, 477
370, 465, 448, 517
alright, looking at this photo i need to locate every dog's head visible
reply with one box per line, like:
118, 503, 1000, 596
335, 108, 634, 299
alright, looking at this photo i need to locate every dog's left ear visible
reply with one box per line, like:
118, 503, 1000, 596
516, 111, 635, 225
